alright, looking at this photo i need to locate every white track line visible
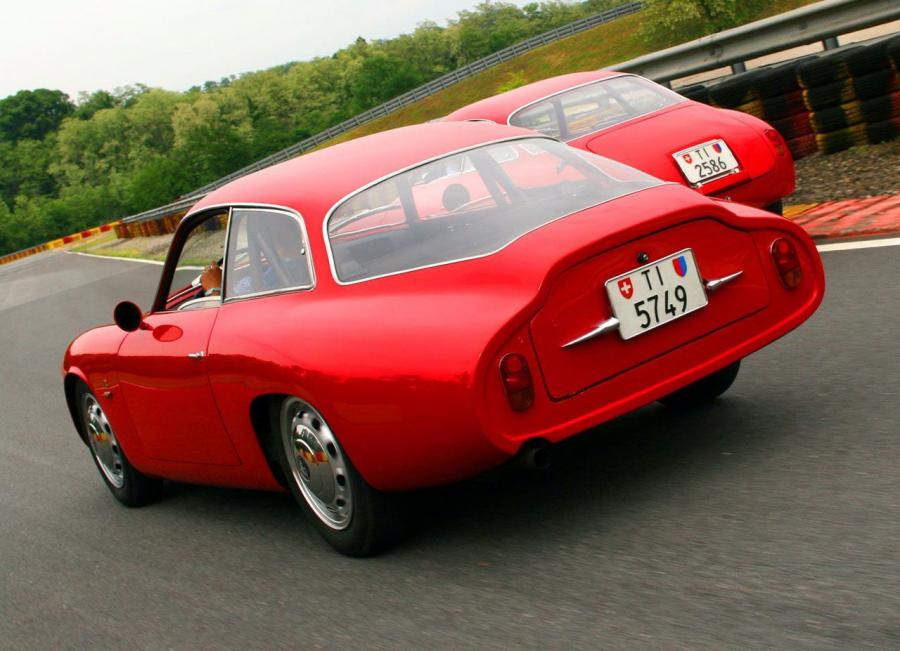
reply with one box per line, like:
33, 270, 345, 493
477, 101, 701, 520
67, 250, 164, 265
816, 236, 900, 252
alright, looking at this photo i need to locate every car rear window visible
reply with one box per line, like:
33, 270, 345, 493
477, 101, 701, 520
326, 138, 661, 283
510, 75, 684, 141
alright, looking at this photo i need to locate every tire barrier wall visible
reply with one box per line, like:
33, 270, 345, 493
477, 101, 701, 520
677, 33, 900, 160
0, 221, 121, 266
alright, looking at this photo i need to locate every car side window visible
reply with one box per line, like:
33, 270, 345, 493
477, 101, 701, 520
163, 210, 228, 311
510, 76, 683, 141
225, 208, 314, 299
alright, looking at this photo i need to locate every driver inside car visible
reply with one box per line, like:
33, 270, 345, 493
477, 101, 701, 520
199, 218, 308, 297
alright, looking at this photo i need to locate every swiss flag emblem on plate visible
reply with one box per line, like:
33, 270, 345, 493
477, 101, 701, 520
617, 277, 634, 299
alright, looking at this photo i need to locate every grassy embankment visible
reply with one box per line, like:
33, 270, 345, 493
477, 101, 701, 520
318, 0, 815, 147
77, 0, 814, 261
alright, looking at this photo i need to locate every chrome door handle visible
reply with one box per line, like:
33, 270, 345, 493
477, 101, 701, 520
187, 351, 206, 360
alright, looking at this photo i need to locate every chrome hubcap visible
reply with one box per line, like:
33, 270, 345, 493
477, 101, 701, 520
83, 394, 125, 489
282, 398, 352, 530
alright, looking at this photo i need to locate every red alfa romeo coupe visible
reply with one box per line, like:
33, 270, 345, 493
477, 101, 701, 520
63, 122, 824, 555
445, 71, 794, 213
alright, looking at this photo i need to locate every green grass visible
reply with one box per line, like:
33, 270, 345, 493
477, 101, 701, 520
71, 230, 172, 262
320, 0, 815, 149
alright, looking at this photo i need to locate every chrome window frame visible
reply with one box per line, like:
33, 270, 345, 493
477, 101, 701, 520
218, 204, 317, 303
507, 73, 686, 143
153, 206, 233, 314
322, 135, 666, 286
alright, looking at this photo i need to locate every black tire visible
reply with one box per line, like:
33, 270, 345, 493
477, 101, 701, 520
786, 133, 818, 160
845, 42, 892, 78
275, 397, 406, 557
755, 67, 798, 99
889, 35, 900, 71
709, 71, 761, 108
859, 93, 897, 124
659, 361, 741, 410
763, 91, 807, 121
764, 200, 783, 216
75, 383, 163, 507
810, 103, 862, 133
816, 123, 868, 154
866, 118, 899, 144
677, 84, 710, 104
797, 48, 859, 88
852, 69, 898, 101
804, 79, 856, 111
772, 112, 813, 140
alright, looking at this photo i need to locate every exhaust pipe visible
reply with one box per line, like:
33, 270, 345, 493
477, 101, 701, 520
516, 440, 552, 471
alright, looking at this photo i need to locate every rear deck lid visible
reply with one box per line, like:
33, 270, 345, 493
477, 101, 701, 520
529, 218, 769, 400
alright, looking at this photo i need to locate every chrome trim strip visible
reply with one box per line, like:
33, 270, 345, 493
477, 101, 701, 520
704, 270, 743, 292
562, 317, 620, 348
506, 73, 686, 143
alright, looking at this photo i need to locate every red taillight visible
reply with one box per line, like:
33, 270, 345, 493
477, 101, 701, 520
764, 128, 787, 157
771, 237, 802, 289
500, 353, 534, 412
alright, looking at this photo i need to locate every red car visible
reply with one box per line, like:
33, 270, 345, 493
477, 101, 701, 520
445, 71, 794, 213
63, 122, 823, 556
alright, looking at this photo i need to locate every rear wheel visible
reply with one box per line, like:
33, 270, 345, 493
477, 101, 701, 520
660, 360, 741, 410
277, 397, 405, 556
76, 383, 163, 507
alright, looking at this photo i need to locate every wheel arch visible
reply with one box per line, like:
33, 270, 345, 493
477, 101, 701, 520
64, 371, 89, 446
248, 393, 290, 488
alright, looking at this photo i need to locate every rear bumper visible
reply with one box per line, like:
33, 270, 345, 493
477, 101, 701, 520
481, 223, 824, 456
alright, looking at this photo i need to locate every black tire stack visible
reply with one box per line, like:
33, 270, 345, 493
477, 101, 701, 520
756, 60, 817, 159
673, 35, 900, 160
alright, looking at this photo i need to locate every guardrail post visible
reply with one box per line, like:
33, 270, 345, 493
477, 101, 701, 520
822, 36, 840, 50
730, 61, 747, 74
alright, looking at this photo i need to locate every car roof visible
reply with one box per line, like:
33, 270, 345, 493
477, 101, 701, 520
189, 121, 540, 222
444, 70, 622, 124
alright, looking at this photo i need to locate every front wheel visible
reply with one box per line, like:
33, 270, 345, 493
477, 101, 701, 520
659, 360, 741, 410
76, 383, 163, 507
277, 397, 405, 556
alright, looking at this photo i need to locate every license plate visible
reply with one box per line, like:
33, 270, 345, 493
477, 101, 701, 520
673, 139, 739, 186
605, 249, 707, 340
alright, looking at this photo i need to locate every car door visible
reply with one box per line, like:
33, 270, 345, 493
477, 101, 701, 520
117, 209, 241, 466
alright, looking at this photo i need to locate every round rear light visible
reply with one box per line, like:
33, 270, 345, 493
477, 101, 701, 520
764, 128, 787, 157
771, 237, 802, 289
500, 353, 534, 412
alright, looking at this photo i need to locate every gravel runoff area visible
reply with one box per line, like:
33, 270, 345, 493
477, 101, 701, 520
788, 140, 900, 205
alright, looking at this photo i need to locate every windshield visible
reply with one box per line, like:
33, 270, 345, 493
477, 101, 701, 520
510, 75, 684, 141
326, 138, 660, 283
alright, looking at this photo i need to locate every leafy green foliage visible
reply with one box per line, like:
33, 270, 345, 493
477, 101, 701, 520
0, 89, 73, 143
638, 0, 767, 45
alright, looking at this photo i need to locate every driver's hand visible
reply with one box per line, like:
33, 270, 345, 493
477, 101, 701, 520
200, 261, 223, 292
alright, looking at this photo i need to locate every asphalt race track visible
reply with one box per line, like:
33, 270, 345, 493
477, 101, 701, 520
1, 246, 898, 650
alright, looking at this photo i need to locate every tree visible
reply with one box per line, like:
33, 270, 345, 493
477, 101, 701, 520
74, 90, 118, 120
638, 0, 765, 45
0, 89, 73, 143
348, 55, 423, 112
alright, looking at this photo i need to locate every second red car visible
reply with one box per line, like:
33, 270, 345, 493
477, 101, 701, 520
445, 71, 794, 213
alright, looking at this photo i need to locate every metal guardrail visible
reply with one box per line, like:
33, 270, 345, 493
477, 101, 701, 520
611, 0, 900, 83
121, 1, 643, 224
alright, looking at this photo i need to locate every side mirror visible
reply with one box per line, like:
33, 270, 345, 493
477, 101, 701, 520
113, 301, 145, 332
